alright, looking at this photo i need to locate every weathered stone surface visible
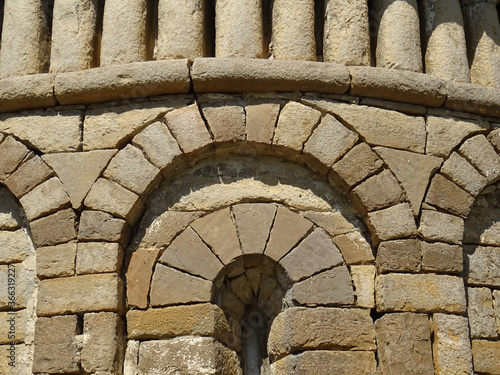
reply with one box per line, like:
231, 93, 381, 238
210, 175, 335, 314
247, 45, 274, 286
348, 170, 405, 214
84, 178, 144, 224
33, 315, 79, 374
37, 274, 125, 316
330, 142, 384, 193
124, 340, 140, 375
459, 134, 500, 182
0, 263, 29, 309
0, 73, 57, 113
360, 97, 426, 115
0, 187, 22, 230
138, 337, 241, 375
232, 203, 276, 254
419, 210, 464, 244
20, 177, 70, 220
421, 242, 463, 274
36, 242, 77, 279
159, 227, 223, 280
494, 289, 500, 335
303, 211, 355, 237
351, 265, 376, 308
376, 273, 466, 313
81, 312, 125, 374
0, 136, 30, 180
78, 210, 130, 247
191, 208, 241, 265
375, 147, 443, 214
268, 307, 376, 359
126, 248, 160, 309
286, 266, 355, 306
426, 115, 489, 157
472, 340, 500, 375
76, 242, 123, 275
150, 263, 212, 306
245, 100, 280, 144
433, 314, 473, 375
331, 231, 375, 265
0, 309, 27, 344
83, 102, 171, 150
425, 174, 474, 217
201, 100, 246, 143
376, 239, 421, 273
265, 206, 313, 261
0, 110, 81, 153
468, 287, 497, 339
30, 208, 77, 247
303, 114, 358, 173
3, 155, 53, 198
271, 351, 377, 375
367, 203, 417, 244
273, 101, 321, 152
441, 152, 488, 196
280, 228, 344, 282
489, 127, 500, 152
464, 207, 500, 246
466, 246, 500, 287
43, 150, 117, 209
0, 343, 31, 374
0, 229, 31, 264
375, 313, 434, 375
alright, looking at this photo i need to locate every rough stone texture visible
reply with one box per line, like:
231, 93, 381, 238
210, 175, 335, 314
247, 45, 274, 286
286, 266, 355, 306
0, 187, 22, 230
19, 177, 70, 220
3, 155, 53, 198
245, 100, 280, 144
331, 231, 375, 265
360, 97, 426, 115
232, 203, 276, 254
375, 313, 434, 375
0, 262, 33, 309
330, 142, 384, 193
466, 246, 500, 288
81, 312, 125, 374
126, 248, 160, 309
280, 228, 344, 282
425, 174, 474, 218
157, 0, 207, 59
376, 239, 421, 273
418, 210, 464, 245
215, 0, 265, 58
472, 340, 500, 375
464, 207, 500, 246
43, 150, 117, 209
272, 0, 316, 61
138, 337, 242, 375
32, 315, 79, 374
84, 178, 144, 224
191, 208, 242, 264
201, 100, 246, 143
468, 287, 498, 339
459, 134, 500, 182
150, 263, 212, 306
489, 128, 500, 152
351, 265, 376, 308
159, 227, 223, 281
367, 203, 417, 244
36, 242, 77, 279
37, 274, 125, 316
0, 309, 27, 344
265, 206, 313, 261
303, 211, 355, 237
273, 101, 321, 152
0, 229, 31, 264
271, 351, 377, 375
76, 242, 123, 275
78, 210, 130, 247
376, 273, 466, 313
432, 314, 473, 375
268, 307, 376, 359
421, 242, 463, 274
30, 208, 77, 247
375, 147, 443, 214
0, 136, 30, 180
441, 152, 488, 196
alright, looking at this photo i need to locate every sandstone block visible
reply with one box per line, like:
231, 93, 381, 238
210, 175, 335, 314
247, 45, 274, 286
467, 246, 500, 287
126, 248, 160, 309
150, 263, 212, 307
360, 97, 426, 115
467, 287, 497, 339
432, 314, 473, 375
375, 313, 434, 375
351, 265, 376, 308
76, 242, 123, 275
0, 187, 22, 230
245, 100, 280, 144
37, 274, 125, 316
0, 309, 27, 344
20, 177, 70, 220
425, 174, 474, 217
0, 263, 33, 310
331, 231, 375, 265
0, 136, 30, 181
32, 315, 79, 374
418, 210, 464, 244
201, 100, 246, 143
36, 242, 77, 279
472, 340, 500, 375
441, 152, 488, 196
376, 239, 421, 273
459, 134, 500, 182
232, 203, 276, 254
494, 289, 500, 335
0, 343, 31, 374
268, 307, 376, 359
376, 273, 466, 313
78, 210, 130, 247
0, 229, 31, 264
302, 211, 355, 237
30, 209, 77, 247
3, 156, 53, 198
489, 128, 500, 152
367, 203, 417, 244
0, 73, 57, 113
421, 242, 463, 274
464, 206, 500, 246
84, 178, 144, 224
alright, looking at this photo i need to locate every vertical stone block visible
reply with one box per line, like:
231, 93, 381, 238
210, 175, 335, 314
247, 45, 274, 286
467, 287, 497, 339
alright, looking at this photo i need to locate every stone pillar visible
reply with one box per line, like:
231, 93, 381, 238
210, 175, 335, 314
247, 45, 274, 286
50, 0, 98, 73
0, 0, 51, 78
374, 0, 422, 72
272, 0, 316, 61
462, 0, 500, 87
323, 0, 371, 66
100, 0, 148, 66
157, 0, 208, 59
421, 0, 470, 82
215, 0, 265, 58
